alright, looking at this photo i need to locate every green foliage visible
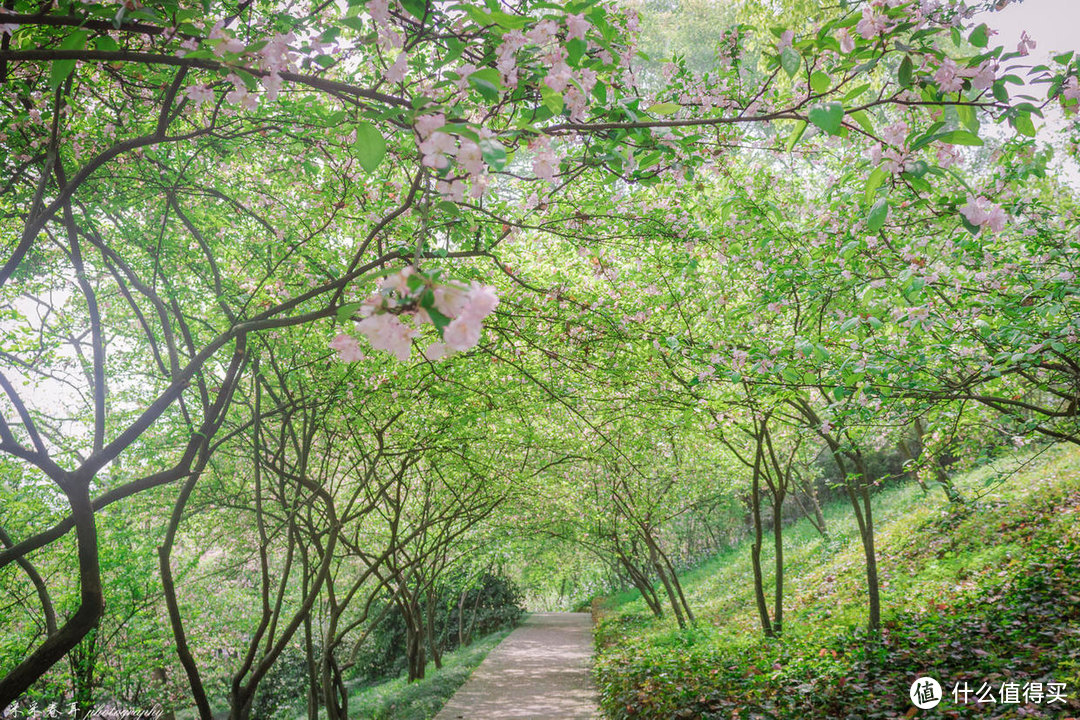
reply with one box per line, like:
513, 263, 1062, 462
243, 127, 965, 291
348, 629, 511, 720
595, 447, 1080, 719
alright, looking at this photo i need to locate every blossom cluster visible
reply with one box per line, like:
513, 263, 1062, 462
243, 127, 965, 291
330, 267, 500, 363
959, 196, 1007, 233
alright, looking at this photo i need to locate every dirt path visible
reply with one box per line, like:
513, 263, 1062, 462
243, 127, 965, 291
433, 612, 601, 720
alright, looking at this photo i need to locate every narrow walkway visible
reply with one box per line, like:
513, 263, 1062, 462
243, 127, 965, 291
433, 612, 601, 720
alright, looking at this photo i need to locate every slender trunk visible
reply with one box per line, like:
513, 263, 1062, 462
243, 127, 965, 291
159, 468, 213, 720
650, 545, 685, 628
749, 446, 774, 637
858, 480, 881, 633
772, 492, 784, 635
844, 450, 881, 635
457, 587, 468, 647
303, 592, 318, 720
426, 590, 442, 670
659, 548, 694, 624
0, 484, 104, 706
616, 552, 663, 618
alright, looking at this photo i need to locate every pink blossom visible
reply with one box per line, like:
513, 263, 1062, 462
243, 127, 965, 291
437, 178, 465, 202
355, 313, 417, 361
577, 68, 598, 96
458, 140, 485, 178
881, 120, 908, 147
778, 29, 794, 51
566, 13, 589, 41
960, 196, 1007, 233
210, 25, 246, 56
433, 284, 468, 318
565, 86, 587, 122
419, 131, 455, 169
933, 57, 964, 93
526, 19, 558, 47
970, 60, 997, 91
936, 144, 962, 168
856, 7, 886, 39
382, 266, 417, 296
367, 0, 390, 26
462, 283, 499, 320
1017, 30, 1036, 56
835, 27, 855, 54
443, 315, 482, 351
414, 113, 445, 139
329, 333, 365, 362
1063, 76, 1080, 102
385, 52, 408, 83
0, 22, 18, 35
544, 61, 573, 93
185, 84, 215, 107
423, 342, 448, 361
260, 32, 295, 73
531, 138, 557, 182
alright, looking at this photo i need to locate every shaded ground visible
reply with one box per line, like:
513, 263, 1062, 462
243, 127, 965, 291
433, 612, 600, 720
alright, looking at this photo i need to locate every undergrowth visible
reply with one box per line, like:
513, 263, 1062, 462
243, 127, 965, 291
594, 445, 1080, 719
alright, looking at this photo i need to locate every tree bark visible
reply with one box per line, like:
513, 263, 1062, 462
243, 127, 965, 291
0, 483, 104, 706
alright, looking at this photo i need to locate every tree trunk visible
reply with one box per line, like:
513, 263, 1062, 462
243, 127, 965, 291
426, 590, 442, 670
772, 492, 785, 635
650, 545, 686, 628
0, 484, 104, 706
749, 445, 774, 637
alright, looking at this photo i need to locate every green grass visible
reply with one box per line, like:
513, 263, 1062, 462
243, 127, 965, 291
346, 627, 512, 720
594, 444, 1080, 719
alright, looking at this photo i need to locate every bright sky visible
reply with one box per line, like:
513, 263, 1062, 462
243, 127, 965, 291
978, 0, 1080, 188
978, 0, 1080, 63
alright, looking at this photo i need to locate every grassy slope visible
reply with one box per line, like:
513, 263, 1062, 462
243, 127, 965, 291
346, 627, 511, 720
594, 445, 1080, 719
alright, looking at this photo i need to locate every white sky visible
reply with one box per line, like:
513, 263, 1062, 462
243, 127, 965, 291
978, 0, 1080, 189
979, 0, 1080, 63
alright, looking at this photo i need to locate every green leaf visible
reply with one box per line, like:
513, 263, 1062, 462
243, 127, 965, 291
809, 71, 831, 94
864, 166, 887, 205
969, 23, 988, 48
808, 101, 844, 135
468, 68, 502, 101
1012, 112, 1036, 137
956, 104, 979, 133
399, 0, 427, 20
935, 129, 982, 146
50, 31, 89, 90
898, 55, 913, 88
354, 121, 386, 173
336, 302, 363, 324
848, 109, 874, 135
844, 83, 871, 103
647, 102, 680, 116
541, 86, 564, 115
479, 138, 508, 170
488, 9, 530, 29
93, 36, 120, 52
867, 198, 888, 232
235, 68, 259, 92
785, 120, 807, 151
781, 46, 801, 77
566, 37, 587, 66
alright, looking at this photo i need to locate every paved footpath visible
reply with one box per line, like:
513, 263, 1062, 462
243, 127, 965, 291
433, 612, 601, 720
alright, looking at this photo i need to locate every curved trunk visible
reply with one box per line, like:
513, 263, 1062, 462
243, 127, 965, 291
0, 483, 104, 706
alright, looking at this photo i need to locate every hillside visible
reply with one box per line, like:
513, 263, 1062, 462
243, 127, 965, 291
593, 445, 1080, 719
